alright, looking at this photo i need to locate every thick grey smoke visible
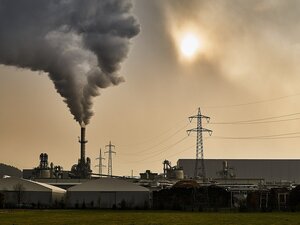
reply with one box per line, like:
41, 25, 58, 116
0, 0, 140, 124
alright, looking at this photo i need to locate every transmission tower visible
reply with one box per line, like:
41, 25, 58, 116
95, 148, 106, 177
187, 107, 212, 181
105, 141, 116, 177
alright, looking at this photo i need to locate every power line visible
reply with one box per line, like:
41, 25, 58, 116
136, 136, 188, 162
212, 117, 300, 125
211, 112, 300, 125
255, 136, 300, 140
209, 131, 300, 140
121, 123, 189, 155
120, 120, 188, 147
204, 93, 300, 109
119, 108, 198, 148
164, 144, 196, 160
123, 136, 189, 163
134, 144, 197, 164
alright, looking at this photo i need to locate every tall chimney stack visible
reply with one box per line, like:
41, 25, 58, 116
79, 122, 87, 164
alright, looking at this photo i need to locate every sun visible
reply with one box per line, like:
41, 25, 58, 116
180, 33, 202, 59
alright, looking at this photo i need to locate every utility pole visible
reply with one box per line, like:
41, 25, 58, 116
187, 107, 212, 182
95, 148, 105, 177
105, 141, 116, 177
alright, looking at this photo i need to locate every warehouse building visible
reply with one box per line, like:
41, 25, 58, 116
178, 159, 300, 183
67, 178, 150, 209
0, 177, 66, 207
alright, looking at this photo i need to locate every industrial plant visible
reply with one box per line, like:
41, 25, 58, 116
1, 107, 300, 211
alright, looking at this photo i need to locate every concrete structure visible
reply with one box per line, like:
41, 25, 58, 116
163, 160, 184, 180
140, 170, 158, 180
23, 153, 65, 180
214, 178, 264, 185
0, 177, 66, 207
178, 159, 300, 183
67, 178, 150, 209
23, 169, 70, 180
24, 123, 92, 180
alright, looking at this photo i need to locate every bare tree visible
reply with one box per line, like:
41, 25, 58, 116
0, 192, 4, 208
13, 183, 25, 207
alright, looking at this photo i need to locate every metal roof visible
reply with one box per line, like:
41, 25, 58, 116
177, 159, 300, 183
68, 178, 149, 192
0, 177, 66, 193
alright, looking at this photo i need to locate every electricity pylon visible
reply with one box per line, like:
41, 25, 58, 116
95, 148, 105, 177
187, 107, 212, 182
105, 141, 116, 177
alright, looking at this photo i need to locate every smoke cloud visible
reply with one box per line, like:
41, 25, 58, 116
0, 0, 140, 124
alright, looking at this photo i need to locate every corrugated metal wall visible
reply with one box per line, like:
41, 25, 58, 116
177, 159, 300, 182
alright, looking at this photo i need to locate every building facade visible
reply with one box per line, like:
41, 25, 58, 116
177, 159, 300, 183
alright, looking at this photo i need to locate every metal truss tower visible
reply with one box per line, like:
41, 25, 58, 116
187, 107, 212, 181
105, 141, 116, 177
95, 148, 105, 177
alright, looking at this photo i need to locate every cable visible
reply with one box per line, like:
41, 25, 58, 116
121, 123, 189, 155
252, 136, 300, 140
140, 144, 197, 164
208, 131, 300, 140
120, 119, 188, 147
124, 136, 189, 163
203, 93, 300, 109
119, 108, 198, 148
164, 144, 196, 160
212, 117, 300, 125
211, 112, 300, 125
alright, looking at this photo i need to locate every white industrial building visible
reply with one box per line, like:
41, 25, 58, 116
67, 178, 150, 209
0, 177, 66, 207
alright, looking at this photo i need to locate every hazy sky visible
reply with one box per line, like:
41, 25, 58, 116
1, 0, 300, 176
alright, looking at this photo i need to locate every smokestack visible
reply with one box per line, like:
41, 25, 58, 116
79, 122, 87, 164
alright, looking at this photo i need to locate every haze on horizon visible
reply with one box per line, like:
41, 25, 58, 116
1, 0, 300, 176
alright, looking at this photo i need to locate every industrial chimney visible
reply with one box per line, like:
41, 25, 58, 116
79, 122, 87, 164
70, 122, 91, 179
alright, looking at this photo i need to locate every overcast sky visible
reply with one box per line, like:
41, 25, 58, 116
1, 0, 300, 176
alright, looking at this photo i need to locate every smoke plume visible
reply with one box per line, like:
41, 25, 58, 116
0, 0, 140, 124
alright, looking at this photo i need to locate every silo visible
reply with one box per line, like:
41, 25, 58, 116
174, 169, 184, 180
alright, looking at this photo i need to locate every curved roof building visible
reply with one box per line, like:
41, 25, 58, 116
0, 177, 66, 207
67, 178, 149, 209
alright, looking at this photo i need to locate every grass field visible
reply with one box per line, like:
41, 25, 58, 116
1, 210, 300, 225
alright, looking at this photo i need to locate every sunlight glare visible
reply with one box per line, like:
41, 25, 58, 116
180, 33, 201, 59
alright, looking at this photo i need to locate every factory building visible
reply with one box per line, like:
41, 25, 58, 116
23, 123, 92, 181
66, 178, 150, 209
0, 177, 66, 207
178, 159, 300, 183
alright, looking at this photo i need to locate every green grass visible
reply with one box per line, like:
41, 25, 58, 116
1, 210, 300, 225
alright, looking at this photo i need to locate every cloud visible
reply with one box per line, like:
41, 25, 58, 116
160, 0, 300, 94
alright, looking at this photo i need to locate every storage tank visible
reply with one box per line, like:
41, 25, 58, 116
166, 169, 184, 180
174, 169, 184, 180
38, 169, 51, 178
